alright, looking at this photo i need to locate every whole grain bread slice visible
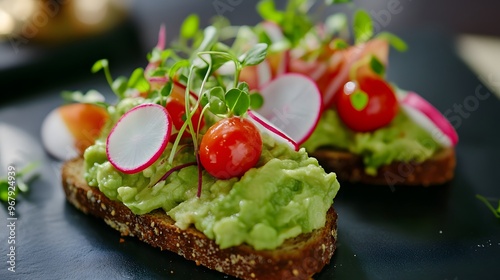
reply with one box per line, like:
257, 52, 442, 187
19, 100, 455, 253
311, 146, 455, 186
61, 158, 337, 280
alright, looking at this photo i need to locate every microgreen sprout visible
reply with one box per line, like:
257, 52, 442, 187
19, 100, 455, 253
476, 195, 500, 219
0, 162, 39, 202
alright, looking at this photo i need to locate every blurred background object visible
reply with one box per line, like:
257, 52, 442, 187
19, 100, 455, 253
0, 0, 129, 43
0, 0, 499, 101
0, 0, 139, 100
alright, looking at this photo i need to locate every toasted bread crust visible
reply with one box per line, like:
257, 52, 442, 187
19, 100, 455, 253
311, 147, 455, 186
62, 158, 337, 280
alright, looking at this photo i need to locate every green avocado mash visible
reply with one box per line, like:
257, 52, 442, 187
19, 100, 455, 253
303, 109, 441, 175
84, 99, 340, 250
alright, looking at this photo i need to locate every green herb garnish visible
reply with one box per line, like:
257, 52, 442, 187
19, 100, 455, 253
476, 194, 500, 218
0, 162, 39, 202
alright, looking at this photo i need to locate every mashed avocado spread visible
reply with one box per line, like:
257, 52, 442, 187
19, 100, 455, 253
84, 98, 340, 250
303, 109, 442, 175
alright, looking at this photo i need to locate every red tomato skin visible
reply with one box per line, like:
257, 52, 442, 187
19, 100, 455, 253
337, 77, 398, 132
165, 99, 205, 140
200, 117, 262, 179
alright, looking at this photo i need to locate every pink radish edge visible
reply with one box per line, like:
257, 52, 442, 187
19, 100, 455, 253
106, 103, 172, 174
145, 25, 167, 74
401, 92, 458, 146
247, 110, 299, 151
156, 24, 166, 50
172, 80, 200, 100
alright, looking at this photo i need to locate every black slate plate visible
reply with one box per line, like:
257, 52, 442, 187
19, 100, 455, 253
1, 29, 500, 280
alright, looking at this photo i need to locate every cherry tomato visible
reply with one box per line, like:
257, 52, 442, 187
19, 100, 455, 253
336, 76, 398, 132
199, 117, 262, 179
165, 84, 205, 141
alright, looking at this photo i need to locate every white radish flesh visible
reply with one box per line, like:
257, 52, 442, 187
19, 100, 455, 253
106, 103, 172, 174
247, 110, 298, 151
400, 92, 458, 147
257, 73, 322, 145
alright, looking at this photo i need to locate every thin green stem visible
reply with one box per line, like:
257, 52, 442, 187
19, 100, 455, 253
476, 195, 500, 218
233, 63, 242, 88
103, 67, 114, 93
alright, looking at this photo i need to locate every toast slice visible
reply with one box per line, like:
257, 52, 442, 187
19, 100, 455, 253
311, 147, 455, 186
61, 158, 338, 280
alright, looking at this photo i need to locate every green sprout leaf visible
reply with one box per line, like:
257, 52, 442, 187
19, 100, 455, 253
160, 80, 173, 97
128, 68, 150, 92
376, 32, 408, 52
353, 9, 373, 45
208, 87, 227, 114
148, 48, 160, 62
332, 38, 349, 50
237, 82, 250, 92
250, 92, 264, 110
169, 60, 190, 79
91, 59, 108, 73
476, 194, 500, 218
225, 88, 250, 116
112, 76, 128, 98
0, 162, 39, 202
197, 26, 218, 52
61, 90, 105, 104
208, 51, 235, 73
150, 68, 168, 77
181, 14, 199, 39
257, 0, 284, 23
369, 55, 385, 76
350, 90, 369, 111
0, 181, 14, 201
325, 13, 349, 37
241, 43, 268, 66
209, 86, 225, 100
200, 94, 209, 108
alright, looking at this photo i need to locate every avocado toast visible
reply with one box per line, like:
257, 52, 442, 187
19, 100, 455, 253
237, 2, 458, 186
50, 15, 340, 279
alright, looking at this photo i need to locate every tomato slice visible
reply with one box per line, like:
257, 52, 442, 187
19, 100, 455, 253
336, 76, 398, 132
199, 117, 262, 179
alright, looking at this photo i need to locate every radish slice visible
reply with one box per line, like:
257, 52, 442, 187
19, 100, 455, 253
106, 103, 172, 174
400, 92, 458, 147
257, 73, 322, 145
257, 60, 272, 87
247, 110, 298, 151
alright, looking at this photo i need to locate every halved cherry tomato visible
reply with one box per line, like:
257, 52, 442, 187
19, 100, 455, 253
336, 76, 398, 132
166, 83, 205, 141
59, 103, 108, 154
199, 117, 262, 179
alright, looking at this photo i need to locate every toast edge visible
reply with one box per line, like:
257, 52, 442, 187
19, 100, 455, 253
61, 158, 337, 280
312, 147, 456, 186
